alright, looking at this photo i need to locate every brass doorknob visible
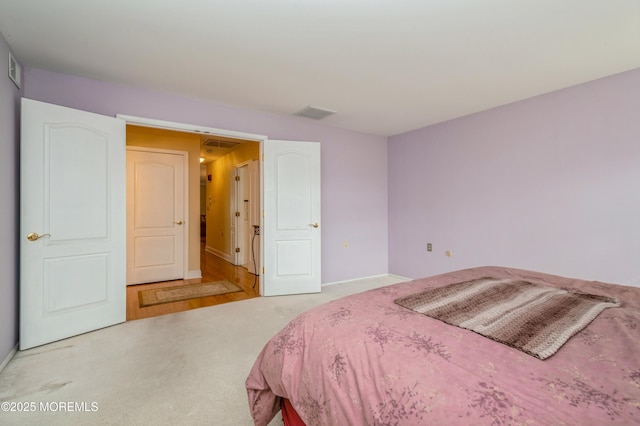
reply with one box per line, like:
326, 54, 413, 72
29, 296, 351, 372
310, 223, 319, 228
175, 221, 183, 225
27, 232, 51, 241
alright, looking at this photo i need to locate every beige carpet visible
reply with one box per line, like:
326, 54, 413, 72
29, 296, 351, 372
138, 281, 243, 307
0, 275, 408, 426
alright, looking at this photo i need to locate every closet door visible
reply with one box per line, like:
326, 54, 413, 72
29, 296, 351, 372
20, 98, 126, 350
262, 140, 321, 296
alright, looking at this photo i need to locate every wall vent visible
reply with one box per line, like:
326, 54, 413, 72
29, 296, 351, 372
294, 105, 336, 120
8, 52, 21, 89
202, 139, 240, 149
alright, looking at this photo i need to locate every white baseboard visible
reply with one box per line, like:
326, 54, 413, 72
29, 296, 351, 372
322, 273, 412, 287
388, 273, 413, 282
0, 343, 18, 374
205, 245, 234, 263
186, 270, 202, 279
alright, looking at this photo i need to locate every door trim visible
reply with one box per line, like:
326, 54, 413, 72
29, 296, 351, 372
126, 146, 190, 282
116, 114, 267, 142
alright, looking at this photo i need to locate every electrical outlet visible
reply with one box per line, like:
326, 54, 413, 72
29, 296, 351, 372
427, 243, 432, 252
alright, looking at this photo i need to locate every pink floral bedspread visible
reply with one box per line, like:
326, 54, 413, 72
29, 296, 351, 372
246, 266, 640, 425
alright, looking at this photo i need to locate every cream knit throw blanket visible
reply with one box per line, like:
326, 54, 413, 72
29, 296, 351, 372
394, 277, 620, 360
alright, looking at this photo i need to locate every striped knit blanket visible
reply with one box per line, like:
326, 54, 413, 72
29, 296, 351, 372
394, 277, 620, 360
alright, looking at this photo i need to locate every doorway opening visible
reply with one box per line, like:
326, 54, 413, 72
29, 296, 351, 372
122, 121, 263, 320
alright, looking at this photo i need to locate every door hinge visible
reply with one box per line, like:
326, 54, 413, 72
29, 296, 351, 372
262, 266, 264, 274
235, 175, 240, 181
235, 211, 240, 217
235, 247, 241, 253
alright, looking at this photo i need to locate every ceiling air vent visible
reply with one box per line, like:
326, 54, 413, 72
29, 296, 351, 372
294, 105, 336, 120
202, 139, 240, 149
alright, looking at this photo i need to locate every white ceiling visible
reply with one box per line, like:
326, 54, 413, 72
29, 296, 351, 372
1, 0, 639, 136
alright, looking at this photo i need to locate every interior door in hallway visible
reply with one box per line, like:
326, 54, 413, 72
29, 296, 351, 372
126, 148, 187, 285
20, 98, 126, 350
262, 140, 321, 296
232, 163, 251, 267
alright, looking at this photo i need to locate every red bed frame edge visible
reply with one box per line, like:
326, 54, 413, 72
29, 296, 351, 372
281, 398, 306, 426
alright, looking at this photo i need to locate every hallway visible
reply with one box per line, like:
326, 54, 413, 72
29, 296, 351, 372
126, 239, 259, 320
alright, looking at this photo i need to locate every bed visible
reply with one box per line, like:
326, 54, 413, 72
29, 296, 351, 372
246, 266, 640, 425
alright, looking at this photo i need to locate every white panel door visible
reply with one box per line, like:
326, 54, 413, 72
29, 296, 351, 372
230, 169, 239, 266
233, 164, 250, 267
20, 98, 126, 350
126, 148, 186, 285
263, 140, 321, 296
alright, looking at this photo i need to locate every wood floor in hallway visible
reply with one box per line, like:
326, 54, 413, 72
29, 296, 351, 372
126, 241, 259, 320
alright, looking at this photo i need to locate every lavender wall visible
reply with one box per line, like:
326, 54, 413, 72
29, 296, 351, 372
389, 68, 640, 287
24, 68, 389, 284
0, 35, 22, 366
